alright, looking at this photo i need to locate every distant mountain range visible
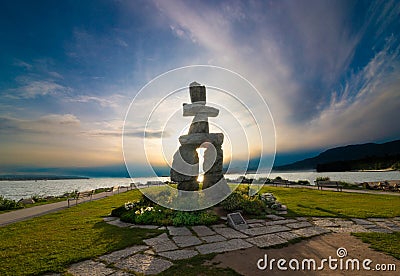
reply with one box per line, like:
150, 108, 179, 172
274, 139, 400, 172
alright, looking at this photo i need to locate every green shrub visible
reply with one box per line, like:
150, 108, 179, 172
316, 176, 330, 181
0, 196, 23, 211
111, 206, 128, 217
241, 198, 266, 215
220, 192, 244, 211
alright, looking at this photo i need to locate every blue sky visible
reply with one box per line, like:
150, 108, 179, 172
0, 0, 399, 175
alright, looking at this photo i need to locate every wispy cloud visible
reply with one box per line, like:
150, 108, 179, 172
6, 80, 71, 99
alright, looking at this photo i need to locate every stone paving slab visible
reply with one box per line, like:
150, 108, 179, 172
266, 214, 285, 220
158, 249, 199, 260
367, 227, 393, 233
326, 224, 369, 233
296, 217, 309, 221
276, 231, 301, 241
110, 271, 133, 276
167, 226, 192, 236
241, 225, 290, 236
368, 218, 387, 222
246, 219, 266, 224
143, 233, 178, 252
191, 225, 216, 236
114, 254, 173, 275
106, 219, 133, 228
172, 235, 202, 247
68, 260, 116, 276
103, 216, 118, 222
375, 221, 400, 231
351, 218, 376, 225
213, 227, 249, 239
130, 225, 159, 229
201, 234, 227, 243
265, 219, 298, 226
312, 218, 339, 227
292, 226, 330, 238
248, 223, 264, 228
196, 238, 253, 254
286, 221, 313, 229
99, 245, 149, 263
247, 233, 288, 248
211, 224, 228, 229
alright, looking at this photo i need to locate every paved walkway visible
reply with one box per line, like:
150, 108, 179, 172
0, 190, 126, 226
66, 215, 400, 275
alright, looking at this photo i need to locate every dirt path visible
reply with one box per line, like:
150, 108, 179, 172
212, 233, 399, 275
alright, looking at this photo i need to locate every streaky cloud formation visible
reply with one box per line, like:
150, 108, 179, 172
0, 0, 399, 173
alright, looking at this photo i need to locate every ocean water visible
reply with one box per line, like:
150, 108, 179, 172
0, 171, 399, 200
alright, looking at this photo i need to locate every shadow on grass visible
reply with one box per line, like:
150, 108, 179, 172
91, 220, 163, 255
285, 204, 351, 219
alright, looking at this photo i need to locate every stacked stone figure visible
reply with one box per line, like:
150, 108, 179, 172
170, 82, 225, 191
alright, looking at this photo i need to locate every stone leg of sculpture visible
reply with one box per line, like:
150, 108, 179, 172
203, 144, 223, 189
170, 144, 199, 191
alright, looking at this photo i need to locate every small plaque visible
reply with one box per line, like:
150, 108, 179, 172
227, 212, 248, 230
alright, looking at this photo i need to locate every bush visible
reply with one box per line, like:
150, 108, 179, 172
113, 194, 219, 226
241, 197, 266, 215
220, 192, 244, 211
0, 196, 23, 211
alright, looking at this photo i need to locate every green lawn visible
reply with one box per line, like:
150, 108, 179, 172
352, 232, 400, 260
259, 186, 400, 218
0, 190, 162, 276
1, 186, 400, 275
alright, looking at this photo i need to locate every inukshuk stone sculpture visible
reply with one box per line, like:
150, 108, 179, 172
170, 82, 226, 192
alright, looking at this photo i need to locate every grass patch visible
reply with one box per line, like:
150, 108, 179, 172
352, 232, 400, 260
160, 253, 240, 276
258, 186, 400, 218
0, 190, 163, 275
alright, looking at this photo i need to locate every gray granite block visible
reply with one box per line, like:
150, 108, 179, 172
351, 218, 375, 225
191, 225, 216, 236
292, 226, 329, 238
367, 227, 393, 233
103, 217, 118, 222
130, 225, 159, 229
312, 218, 338, 227
367, 218, 386, 222
68, 260, 116, 276
266, 214, 285, 220
114, 254, 173, 275
196, 239, 253, 254
276, 231, 301, 241
286, 221, 313, 229
99, 245, 149, 263
246, 219, 266, 224
214, 227, 249, 238
167, 226, 192, 236
172, 235, 202, 247
241, 225, 290, 236
211, 224, 227, 229
247, 233, 288, 248
201, 234, 227, 243
265, 219, 297, 226
143, 233, 178, 252
107, 219, 133, 228
249, 223, 264, 228
158, 249, 199, 260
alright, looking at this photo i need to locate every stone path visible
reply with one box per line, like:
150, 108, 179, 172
66, 216, 400, 275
